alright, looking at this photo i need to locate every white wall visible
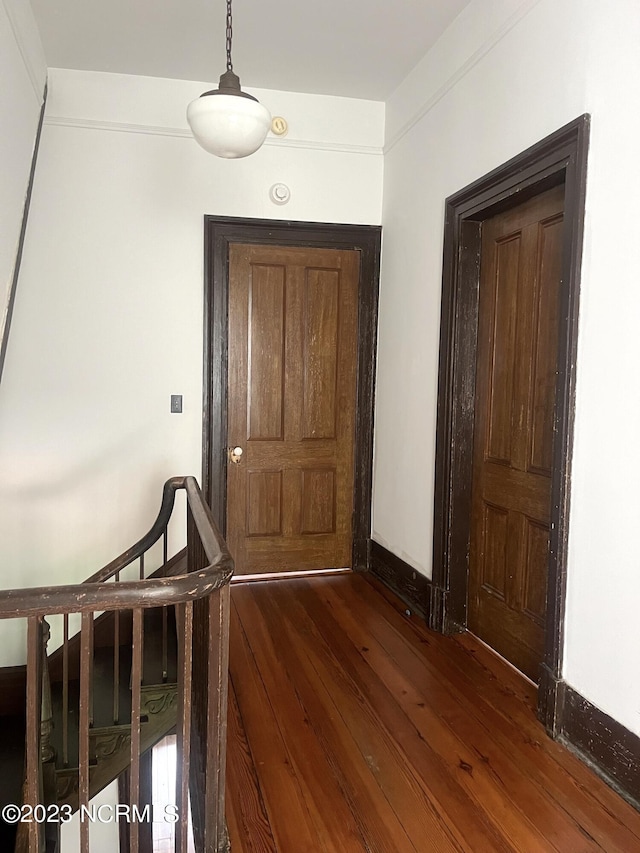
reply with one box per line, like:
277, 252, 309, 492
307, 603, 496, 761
562, 0, 640, 740
0, 68, 384, 664
373, 0, 640, 736
0, 0, 46, 344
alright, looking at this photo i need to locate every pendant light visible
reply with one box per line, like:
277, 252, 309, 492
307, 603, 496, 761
187, 0, 271, 159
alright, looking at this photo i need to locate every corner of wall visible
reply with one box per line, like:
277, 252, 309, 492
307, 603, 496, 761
1, 0, 47, 102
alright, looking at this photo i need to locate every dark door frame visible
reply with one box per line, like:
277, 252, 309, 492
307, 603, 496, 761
202, 216, 382, 573
430, 116, 590, 733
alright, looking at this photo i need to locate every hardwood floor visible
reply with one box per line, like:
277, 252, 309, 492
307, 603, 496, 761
226, 573, 640, 853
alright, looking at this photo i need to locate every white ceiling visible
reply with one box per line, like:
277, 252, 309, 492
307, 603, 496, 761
29, 0, 472, 101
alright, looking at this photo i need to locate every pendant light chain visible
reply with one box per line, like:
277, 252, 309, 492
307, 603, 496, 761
226, 0, 233, 72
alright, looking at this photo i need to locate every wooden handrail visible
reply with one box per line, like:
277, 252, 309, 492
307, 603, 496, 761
0, 476, 233, 619
0, 570, 231, 618
84, 476, 184, 584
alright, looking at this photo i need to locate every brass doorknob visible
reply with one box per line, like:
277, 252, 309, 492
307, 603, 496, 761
228, 446, 244, 465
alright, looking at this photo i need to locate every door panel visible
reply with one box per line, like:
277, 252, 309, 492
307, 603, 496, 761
486, 234, 520, 465
302, 269, 340, 439
469, 185, 564, 682
246, 471, 283, 536
227, 244, 359, 574
529, 216, 564, 474
247, 264, 285, 441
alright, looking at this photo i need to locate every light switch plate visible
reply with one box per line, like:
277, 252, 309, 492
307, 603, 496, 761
170, 394, 182, 413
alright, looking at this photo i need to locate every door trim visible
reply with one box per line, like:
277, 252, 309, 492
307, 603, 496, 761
202, 217, 382, 573
431, 116, 590, 732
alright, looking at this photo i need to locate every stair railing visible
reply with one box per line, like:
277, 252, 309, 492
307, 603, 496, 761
0, 476, 234, 853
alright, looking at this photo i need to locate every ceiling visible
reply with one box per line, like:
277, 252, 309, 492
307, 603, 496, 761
29, 0, 472, 101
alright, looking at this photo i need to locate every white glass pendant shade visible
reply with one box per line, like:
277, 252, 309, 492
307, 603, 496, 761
187, 91, 271, 159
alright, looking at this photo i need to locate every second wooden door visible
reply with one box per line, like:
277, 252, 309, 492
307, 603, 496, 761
226, 243, 359, 575
469, 184, 565, 682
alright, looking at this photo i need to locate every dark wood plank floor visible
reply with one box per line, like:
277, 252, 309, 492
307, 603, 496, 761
226, 573, 640, 853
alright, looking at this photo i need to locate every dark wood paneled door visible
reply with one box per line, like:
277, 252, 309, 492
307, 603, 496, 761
226, 243, 359, 574
469, 184, 565, 682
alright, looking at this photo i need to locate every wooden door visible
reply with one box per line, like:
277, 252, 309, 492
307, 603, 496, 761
469, 184, 565, 682
226, 243, 359, 575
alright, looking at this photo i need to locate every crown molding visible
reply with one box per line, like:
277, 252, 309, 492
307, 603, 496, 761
385, 0, 543, 154
44, 115, 190, 140
43, 115, 383, 157
1, 0, 45, 102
